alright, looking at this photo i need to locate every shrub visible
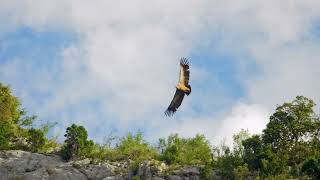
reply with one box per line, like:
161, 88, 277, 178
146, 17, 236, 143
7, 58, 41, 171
233, 164, 251, 180
115, 132, 158, 162
27, 128, 46, 152
160, 134, 212, 165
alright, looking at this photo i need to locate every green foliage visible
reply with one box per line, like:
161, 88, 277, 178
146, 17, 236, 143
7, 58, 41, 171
260, 96, 320, 177
115, 132, 158, 162
27, 128, 46, 152
233, 129, 250, 157
28, 122, 59, 153
263, 173, 290, 180
41, 137, 60, 153
301, 157, 320, 179
242, 135, 263, 171
131, 176, 140, 180
213, 131, 250, 179
215, 148, 242, 179
214, 145, 243, 179
200, 162, 213, 180
263, 96, 316, 151
233, 164, 251, 180
0, 83, 46, 150
0, 120, 15, 149
259, 145, 288, 177
0, 83, 21, 124
0, 83, 22, 149
61, 124, 95, 160
65, 131, 158, 163
160, 134, 212, 166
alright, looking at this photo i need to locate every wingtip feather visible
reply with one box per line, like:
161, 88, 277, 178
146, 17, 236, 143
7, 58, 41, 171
165, 109, 175, 117
180, 57, 189, 66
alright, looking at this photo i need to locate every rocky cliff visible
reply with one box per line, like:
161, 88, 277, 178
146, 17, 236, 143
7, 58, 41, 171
0, 150, 218, 180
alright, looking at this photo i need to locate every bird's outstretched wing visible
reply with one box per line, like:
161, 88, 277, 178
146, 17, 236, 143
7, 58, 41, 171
165, 89, 185, 116
179, 58, 190, 86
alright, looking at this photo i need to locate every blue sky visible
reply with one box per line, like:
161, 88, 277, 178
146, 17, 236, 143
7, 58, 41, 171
1, 1, 320, 145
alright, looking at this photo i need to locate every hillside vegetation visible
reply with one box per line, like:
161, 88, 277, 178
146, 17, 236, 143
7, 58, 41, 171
1, 82, 320, 179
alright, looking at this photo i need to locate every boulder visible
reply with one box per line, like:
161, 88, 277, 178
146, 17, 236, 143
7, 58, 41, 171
137, 161, 152, 180
103, 175, 127, 180
151, 177, 165, 180
79, 164, 114, 180
166, 175, 182, 180
178, 167, 200, 176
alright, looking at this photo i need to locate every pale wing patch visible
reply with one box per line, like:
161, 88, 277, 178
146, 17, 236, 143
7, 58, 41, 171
179, 64, 185, 84
178, 58, 190, 85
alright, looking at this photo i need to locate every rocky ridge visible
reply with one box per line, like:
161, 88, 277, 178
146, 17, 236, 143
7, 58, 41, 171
0, 150, 220, 180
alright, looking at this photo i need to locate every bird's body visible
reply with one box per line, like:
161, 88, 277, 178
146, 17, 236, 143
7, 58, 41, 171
176, 82, 191, 94
165, 58, 191, 116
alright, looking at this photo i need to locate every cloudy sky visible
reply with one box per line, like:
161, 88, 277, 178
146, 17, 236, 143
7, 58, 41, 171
0, 0, 320, 145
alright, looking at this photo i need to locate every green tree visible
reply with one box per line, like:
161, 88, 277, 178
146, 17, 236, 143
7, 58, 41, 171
259, 144, 288, 177
242, 135, 289, 177
0, 83, 21, 149
213, 131, 249, 179
233, 129, 250, 158
0, 82, 58, 152
0, 83, 38, 149
215, 147, 242, 179
61, 124, 94, 160
0, 83, 21, 124
242, 135, 263, 171
262, 96, 319, 176
263, 96, 316, 151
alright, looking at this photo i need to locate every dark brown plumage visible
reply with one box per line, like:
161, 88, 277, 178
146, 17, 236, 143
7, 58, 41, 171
165, 58, 191, 116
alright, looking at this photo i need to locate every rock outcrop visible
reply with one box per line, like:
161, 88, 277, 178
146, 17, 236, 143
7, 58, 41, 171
0, 150, 125, 180
0, 150, 219, 180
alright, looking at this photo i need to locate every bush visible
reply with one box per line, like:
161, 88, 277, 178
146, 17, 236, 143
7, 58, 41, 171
233, 164, 251, 180
27, 128, 46, 152
61, 124, 95, 160
160, 134, 212, 165
115, 132, 158, 162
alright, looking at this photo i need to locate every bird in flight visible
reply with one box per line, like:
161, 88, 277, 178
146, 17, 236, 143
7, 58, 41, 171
165, 58, 191, 116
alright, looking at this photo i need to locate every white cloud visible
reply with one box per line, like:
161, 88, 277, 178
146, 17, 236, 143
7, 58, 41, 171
0, 0, 320, 144
246, 41, 320, 107
147, 102, 269, 146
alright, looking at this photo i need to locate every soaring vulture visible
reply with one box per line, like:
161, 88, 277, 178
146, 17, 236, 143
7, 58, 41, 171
165, 58, 191, 116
